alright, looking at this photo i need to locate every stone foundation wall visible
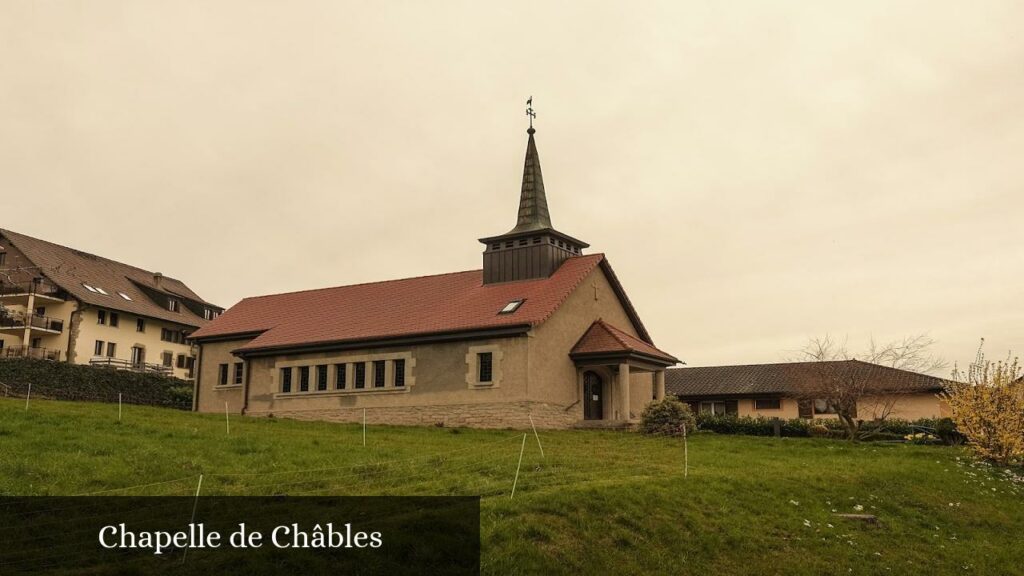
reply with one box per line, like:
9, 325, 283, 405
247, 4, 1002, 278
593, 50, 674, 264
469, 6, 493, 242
247, 400, 582, 429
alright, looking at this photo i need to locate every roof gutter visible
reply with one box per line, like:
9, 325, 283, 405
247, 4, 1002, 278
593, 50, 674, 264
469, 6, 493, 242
233, 325, 532, 358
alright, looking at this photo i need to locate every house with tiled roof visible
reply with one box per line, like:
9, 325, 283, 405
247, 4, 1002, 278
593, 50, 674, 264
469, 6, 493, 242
0, 229, 222, 379
190, 125, 679, 428
666, 361, 948, 421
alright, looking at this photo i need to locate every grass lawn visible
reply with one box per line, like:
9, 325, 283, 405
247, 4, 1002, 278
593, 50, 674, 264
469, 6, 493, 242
1, 397, 1022, 575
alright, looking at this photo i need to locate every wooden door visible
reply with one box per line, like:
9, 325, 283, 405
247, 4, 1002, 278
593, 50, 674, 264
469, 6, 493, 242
583, 371, 604, 420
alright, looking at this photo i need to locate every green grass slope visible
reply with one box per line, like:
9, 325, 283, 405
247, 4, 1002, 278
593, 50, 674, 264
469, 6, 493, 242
1, 398, 1021, 575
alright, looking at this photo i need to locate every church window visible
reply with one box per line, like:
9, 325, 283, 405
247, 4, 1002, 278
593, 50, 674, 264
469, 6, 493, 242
478, 353, 493, 383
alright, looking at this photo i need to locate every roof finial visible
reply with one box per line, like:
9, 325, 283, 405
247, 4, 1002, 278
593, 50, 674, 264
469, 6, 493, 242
525, 96, 536, 133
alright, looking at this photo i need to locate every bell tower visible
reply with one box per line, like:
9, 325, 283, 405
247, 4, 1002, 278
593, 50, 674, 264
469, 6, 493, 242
479, 108, 588, 285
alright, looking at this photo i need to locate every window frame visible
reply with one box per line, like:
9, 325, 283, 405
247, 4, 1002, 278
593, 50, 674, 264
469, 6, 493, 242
353, 363, 366, 389
298, 366, 310, 392
316, 365, 328, 391
97, 310, 106, 325
94, 340, 104, 356
218, 363, 229, 386
754, 398, 782, 411
335, 363, 347, 390
478, 352, 493, 383
280, 367, 293, 393
393, 359, 405, 387
373, 360, 386, 388
234, 362, 244, 385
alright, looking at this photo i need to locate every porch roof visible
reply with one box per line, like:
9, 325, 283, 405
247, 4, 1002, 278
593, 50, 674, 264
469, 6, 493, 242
569, 319, 679, 368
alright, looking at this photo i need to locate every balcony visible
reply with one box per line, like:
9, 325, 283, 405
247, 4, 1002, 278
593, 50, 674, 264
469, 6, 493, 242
0, 313, 65, 334
2, 346, 63, 361
88, 357, 174, 376
0, 279, 65, 304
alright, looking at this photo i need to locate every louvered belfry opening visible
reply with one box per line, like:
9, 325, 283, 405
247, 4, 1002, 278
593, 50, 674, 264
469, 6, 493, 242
479, 127, 588, 285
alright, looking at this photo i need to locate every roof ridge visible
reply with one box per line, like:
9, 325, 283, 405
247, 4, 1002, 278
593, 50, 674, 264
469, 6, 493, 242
596, 319, 633, 350
239, 268, 488, 302
1, 228, 189, 284
669, 360, 854, 370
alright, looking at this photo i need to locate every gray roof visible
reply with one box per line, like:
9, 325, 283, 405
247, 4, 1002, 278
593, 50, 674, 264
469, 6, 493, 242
1, 228, 219, 328
666, 360, 945, 398
507, 127, 552, 234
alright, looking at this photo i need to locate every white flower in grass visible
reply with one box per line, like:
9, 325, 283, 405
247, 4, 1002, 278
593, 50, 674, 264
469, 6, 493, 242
790, 499, 800, 506
803, 519, 812, 527
853, 504, 864, 512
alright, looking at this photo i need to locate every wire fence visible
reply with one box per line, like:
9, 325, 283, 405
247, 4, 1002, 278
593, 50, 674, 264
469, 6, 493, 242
0, 392, 692, 502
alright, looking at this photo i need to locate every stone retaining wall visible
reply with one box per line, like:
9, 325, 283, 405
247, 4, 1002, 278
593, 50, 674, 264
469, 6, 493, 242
248, 400, 582, 429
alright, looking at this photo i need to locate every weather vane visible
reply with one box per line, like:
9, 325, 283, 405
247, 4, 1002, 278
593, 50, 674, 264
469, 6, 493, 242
525, 96, 536, 129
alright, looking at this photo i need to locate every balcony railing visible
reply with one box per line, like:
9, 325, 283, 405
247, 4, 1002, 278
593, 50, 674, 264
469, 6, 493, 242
2, 346, 63, 361
88, 357, 173, 376
0, 313, 64, 333
0, 279, 64, 299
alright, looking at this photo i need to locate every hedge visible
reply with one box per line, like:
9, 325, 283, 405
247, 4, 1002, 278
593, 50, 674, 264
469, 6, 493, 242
0, 358, 192, 409
695, 413, 960, 443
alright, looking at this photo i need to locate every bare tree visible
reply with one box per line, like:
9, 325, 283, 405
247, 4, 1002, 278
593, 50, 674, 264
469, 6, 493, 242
790, 334, 946, 440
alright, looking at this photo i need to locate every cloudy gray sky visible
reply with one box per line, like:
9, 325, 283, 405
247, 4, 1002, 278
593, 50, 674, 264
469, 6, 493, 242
2, 1, 1021, 372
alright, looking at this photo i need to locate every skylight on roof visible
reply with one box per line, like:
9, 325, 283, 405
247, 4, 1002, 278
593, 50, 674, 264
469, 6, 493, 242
82, 283, 97, 293
118, 292, 133, 301
95, 287, 109, 295
499, 299, 525, 314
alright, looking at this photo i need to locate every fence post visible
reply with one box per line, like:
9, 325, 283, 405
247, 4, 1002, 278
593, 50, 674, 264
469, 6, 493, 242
24, 383, 31, 411
118, 393, 122, 422
182, 474, 204, 564
510, 433, 527, 499
224, 402, 230, 435
683, 423, 688, 479
362, 408, 366, 447
528, 414, 545, 458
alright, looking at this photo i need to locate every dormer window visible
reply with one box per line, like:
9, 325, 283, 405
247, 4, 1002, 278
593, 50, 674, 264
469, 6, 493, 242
499, 299, 524, 314
168, 298, 180, 313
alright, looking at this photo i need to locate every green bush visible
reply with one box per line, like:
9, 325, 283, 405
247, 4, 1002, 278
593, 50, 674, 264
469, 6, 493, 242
695, 414, 812, 437
0, 358, 192, 409
640, 398, 696, 437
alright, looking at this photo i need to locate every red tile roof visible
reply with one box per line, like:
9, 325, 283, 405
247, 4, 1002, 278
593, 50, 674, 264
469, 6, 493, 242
191, 254, 635, 353
571, 319, 678, 363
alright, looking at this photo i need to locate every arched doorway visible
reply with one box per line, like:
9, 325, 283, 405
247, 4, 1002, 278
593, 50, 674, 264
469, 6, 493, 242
583, 371, 604, 420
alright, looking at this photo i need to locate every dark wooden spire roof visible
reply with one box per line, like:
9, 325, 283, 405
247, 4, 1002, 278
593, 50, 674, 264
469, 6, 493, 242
508, 127, 552, 234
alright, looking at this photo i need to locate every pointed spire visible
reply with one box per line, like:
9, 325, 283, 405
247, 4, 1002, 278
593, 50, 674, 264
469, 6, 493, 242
508, 127, 553, 234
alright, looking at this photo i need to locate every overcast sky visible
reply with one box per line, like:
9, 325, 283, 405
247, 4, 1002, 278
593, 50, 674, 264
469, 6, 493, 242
2, 1, 1021, 372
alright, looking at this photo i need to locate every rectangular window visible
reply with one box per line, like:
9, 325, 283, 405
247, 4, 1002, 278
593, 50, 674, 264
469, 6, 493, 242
354, 363, 366, 389
94, 340, 104, 356
218, 363, 229, 385
699, 401, 738, 416
162, 352, 173, 367
335, 363, 347, 390
97, 310, 106, 325
754, 398, 781, 410
299, 366, 310, 392
109, 313, 119, 328
176, 354, 186, 369
478, 352, 493, 383
393, 359, 405, 387
281, 367, 293, 393
168, 299, 180, 312
234, 362, 244, 385
316, 365, 328, 391
136, 319, 145, 332
373, 360, 386, 388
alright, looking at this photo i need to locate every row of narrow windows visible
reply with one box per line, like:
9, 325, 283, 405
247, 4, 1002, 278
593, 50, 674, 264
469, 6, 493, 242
489, 237, 580, 253
280, 359, 407, 393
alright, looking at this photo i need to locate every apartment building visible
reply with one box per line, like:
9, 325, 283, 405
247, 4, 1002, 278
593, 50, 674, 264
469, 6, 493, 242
0, 229, 222, 380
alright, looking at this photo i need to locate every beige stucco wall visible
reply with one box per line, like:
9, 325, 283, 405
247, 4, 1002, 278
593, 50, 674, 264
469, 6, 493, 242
194, 263, 668, 428
527, 265, 659, 421
688, 393, 946, 421
194, 339, 247, 414
72, 307, 197, 380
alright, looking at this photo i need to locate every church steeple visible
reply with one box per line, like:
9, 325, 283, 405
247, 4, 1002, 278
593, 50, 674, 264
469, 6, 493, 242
508, 127, 552, 234
478, 109, 589, 285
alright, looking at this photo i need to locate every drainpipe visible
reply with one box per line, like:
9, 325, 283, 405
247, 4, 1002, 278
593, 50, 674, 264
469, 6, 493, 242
242, 357, 251, 415
192, 344, 203, 412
